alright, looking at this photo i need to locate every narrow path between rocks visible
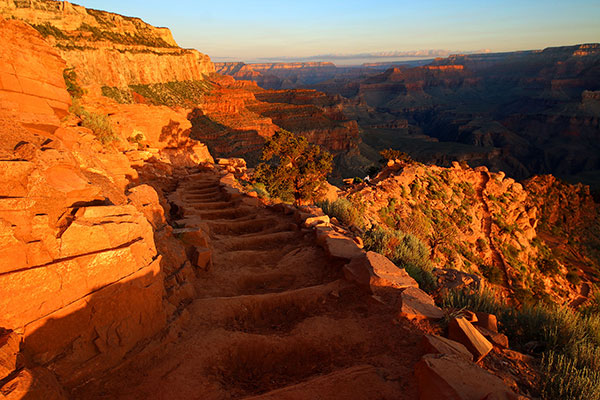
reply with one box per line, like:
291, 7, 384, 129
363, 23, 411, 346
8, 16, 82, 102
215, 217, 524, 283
75, 170, 424, 400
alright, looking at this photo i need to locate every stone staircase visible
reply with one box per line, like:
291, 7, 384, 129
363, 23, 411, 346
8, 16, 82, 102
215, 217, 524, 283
75, 170, 423, 399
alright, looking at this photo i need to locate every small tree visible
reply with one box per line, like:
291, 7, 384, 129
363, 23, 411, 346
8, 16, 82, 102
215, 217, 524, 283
255, 130, 333, 204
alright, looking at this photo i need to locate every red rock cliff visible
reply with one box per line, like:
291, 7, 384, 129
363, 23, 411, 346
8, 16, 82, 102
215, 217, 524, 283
0, 0, 215, 86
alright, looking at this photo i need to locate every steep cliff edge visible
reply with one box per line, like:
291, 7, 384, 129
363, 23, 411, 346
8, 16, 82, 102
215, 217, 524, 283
0, 0, 214, 86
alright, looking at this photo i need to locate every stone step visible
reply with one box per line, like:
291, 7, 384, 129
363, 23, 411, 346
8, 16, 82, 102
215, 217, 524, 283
190, 280, 347, 332
216, 231, 301, 251
183, 200, 236, 210
244, 364, 401, 400
185, 207, 256, 221
203, 217, 281, 235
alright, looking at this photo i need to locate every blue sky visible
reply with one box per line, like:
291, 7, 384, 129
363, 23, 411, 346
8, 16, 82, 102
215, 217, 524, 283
78, 0, 600, 64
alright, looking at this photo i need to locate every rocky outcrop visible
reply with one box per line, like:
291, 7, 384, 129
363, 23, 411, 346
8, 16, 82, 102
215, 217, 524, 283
342, 161, 584, 304
0, 0, 214, 87
0, 17, 70, 132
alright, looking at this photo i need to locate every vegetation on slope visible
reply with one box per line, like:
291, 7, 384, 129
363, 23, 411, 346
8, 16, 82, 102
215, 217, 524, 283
443, 288, 600, 400
101, 80, 213, 108
70, 100, 118, 145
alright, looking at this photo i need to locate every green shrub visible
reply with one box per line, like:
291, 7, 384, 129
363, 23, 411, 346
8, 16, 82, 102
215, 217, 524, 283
566, 271, 582, 285
318, 198, 363, 229
248, 182, 269, 199
254, 130, 333, 204
63, 68, 84, 99
363, 224, 437, 291
70, 100, 118, 145
476, 238, 488, 251
480, 264, 504, 285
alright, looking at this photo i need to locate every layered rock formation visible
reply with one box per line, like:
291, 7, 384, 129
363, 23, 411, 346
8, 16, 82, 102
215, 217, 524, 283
0, 0, 214, 86
187, 76, 360, 164
0, 17, 212, 394
215, 61, 338, 89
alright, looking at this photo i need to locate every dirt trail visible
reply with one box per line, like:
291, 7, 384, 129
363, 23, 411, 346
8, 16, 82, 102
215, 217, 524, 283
476, 172, 511, 286
76, 171, 424, 399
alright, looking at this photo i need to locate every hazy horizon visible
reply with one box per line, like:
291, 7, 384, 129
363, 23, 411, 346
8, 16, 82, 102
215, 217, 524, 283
78, 0, 600, 65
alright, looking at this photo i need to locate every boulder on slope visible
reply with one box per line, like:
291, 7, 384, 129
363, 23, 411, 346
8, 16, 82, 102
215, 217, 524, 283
448, 317, 493, 362
399, 287, 444, 320
343, 251, 418, 294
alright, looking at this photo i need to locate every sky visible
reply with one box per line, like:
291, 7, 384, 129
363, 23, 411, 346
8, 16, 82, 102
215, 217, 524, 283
78, 0, 600, 65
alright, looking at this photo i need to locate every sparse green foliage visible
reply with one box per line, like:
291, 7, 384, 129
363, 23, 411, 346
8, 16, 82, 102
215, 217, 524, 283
254, 130, 333, 204
101, 81, 212, 107
247, 182, 270, 199
70, 99, 118, 145
443, 288, 600, 400
480, 264, 504, 284
63, 68, 84, 99
318, 198, 364, 229
101, 86, 133, 104
78, 22, 176, 47
31, 23, 69, 40
363, 224, 437, 291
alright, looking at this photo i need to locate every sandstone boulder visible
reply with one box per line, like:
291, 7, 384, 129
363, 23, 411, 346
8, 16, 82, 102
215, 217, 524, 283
322, 231, 365, 260
415, 354, 521, 400
399, 287, 444, 320
303, 214, 330, 228
420, 334, 473, 361
343, 251, 418, 294
194, 246, 213, 271
448, 317, 493, 362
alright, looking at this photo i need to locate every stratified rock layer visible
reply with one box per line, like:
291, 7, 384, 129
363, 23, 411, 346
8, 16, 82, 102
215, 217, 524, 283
0, 17, 70, 132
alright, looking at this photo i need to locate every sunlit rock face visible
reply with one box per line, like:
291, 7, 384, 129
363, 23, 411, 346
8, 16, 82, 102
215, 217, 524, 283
0, 17, 71, 133
0, 16, 167, 389
0, 0, 215, 87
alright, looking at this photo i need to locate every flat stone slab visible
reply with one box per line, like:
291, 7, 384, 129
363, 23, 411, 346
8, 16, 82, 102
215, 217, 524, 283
420, 334, 473, 361
448, 317, 493, 362
322, 232, 364, 260
399, 287, 444, 320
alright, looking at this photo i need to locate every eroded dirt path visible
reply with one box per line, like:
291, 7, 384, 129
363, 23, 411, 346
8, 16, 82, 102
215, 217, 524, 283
76, 171, 423, 399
